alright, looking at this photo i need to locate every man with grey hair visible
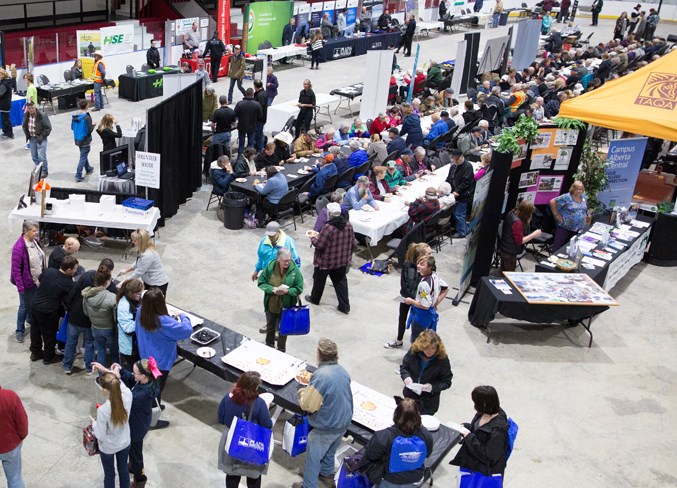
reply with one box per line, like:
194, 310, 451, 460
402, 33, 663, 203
294, 338, 352, 488
333, 122, 351, 146
344, 176, 379, 211
47, 237, 80, 270
477, 119, 491, 143
305, 203, 356, 314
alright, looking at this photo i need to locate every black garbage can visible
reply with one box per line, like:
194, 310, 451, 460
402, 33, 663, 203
499, 12, 509, 25
221, 192, 247, 230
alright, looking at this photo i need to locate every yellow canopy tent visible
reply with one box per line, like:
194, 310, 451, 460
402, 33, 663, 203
558, 49, 677, 142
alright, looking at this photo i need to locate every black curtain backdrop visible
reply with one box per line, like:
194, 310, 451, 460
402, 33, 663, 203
147, 81, 203, 226
469, 150, 512, 287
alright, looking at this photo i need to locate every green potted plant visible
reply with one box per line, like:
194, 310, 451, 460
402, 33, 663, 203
574, 139, 609, 217
495, 115, 539, 154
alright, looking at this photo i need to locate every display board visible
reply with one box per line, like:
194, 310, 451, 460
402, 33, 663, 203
359, 50, 393, 122
457, 169, 494, 302
511, 19, 541, 72
597, 137, 648, 209
477, 35, 510, 75
245, 1, 294, 54
100, 25, 135, 55
221, 339, 306, 386
504, 272, 619, 306
76, 31, 102, 58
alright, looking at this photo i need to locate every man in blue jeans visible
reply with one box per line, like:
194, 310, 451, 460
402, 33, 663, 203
22, 101, 51, 178
234, 87, 262, 156
293, 338, 353, 488
0, 386, 28, 488
71, 99, 94, 182
446, 149, 474, 238
211, 95, 236, 149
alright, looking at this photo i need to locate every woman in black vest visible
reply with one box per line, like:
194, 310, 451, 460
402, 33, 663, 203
498, 200, 542, 272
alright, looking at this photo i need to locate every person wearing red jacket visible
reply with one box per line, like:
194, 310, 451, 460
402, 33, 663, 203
369, 113, 389, 136
399, 69, 427, 99
0, 386, 28, 488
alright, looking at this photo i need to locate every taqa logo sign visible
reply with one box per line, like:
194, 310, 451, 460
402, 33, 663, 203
333, 46, 353, 58
635, 72, 677, 110
370, 41, 383, 49
237, 436, 265, 451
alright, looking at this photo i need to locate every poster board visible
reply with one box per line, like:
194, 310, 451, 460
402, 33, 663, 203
359, 50, 393, 122
100, 25, 135, 55
135, 151, 161, 189
244, 1, 295, 54
597, 137, 648, 209
76, 31, 101, 58
504, 272, 619, 306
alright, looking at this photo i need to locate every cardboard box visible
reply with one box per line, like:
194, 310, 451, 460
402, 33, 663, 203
122, 197, 154, 211
69, 194, 85, 212
99, 195, 116, 214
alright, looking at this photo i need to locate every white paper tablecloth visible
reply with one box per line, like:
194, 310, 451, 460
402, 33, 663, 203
349, 165, 451, 243
8, 201, 160, 235
257, 45, 308, 62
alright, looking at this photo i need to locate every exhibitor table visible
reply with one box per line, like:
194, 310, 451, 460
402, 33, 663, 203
8, 201, 160, 235
118, 68, 181, 102
183, 56, 264, 80
330, 83, 363, 115
534, 218, 652, 291
646, 212, 677, 266
0, 96, 26, 131
321, 32, 402, 62
176, 314, 460, 478
36, 80, 94, 113
468, 276, 612, 347
257, 44, 308, 64
228, 160, 318, 199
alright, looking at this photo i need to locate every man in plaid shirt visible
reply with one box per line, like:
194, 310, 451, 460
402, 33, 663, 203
306, 203, 357, 314
406, 187, 441, 233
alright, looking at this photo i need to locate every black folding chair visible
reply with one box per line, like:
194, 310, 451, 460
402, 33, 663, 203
386, 222, 426, 267
295, 175, 317, 223
336, 167, 356, 189
271, 188, 299, 230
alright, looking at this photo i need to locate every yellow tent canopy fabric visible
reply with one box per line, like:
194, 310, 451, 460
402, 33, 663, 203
558, 49, 677, 141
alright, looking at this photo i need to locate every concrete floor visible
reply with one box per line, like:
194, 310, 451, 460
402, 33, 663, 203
2, 17, 677, 488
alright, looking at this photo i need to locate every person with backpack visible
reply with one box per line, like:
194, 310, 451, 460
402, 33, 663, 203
71, 98, 95, 182
450, 385, 511, 479
365, 398, 434, 488
116, 279, 144, 371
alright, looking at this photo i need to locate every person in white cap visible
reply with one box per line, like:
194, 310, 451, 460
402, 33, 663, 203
91, 50, 106, 111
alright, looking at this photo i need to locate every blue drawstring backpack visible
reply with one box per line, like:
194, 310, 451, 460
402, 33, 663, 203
506, 417, 518, 460
388, 435, 427, 473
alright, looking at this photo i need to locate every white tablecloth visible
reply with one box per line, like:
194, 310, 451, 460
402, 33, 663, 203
8, 201, 160, 235
257, 45, 308, 62
349, 165, 451, 243
267, 93, 340, 133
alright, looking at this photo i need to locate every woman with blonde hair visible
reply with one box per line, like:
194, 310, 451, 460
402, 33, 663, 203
89, 369, 133, 488
399, 329, 453, 415
385, 243, 433, 350
96, 114, 122, 152
117, 229, 169, 296
309, 31, 324, 70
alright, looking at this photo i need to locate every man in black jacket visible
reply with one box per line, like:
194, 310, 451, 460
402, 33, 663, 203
146, 40, 161, 69
397, 15, 416, 57
281, 18, 296, 64
22, 101, 52, 177
0, 69, 13, 139
447, 149, 474, 238
211, 96, 236, 149
203, 31, 227, 83
253, 80, 268, 152
234, 88, 263, 156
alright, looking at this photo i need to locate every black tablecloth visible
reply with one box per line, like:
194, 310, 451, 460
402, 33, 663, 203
647, 213, 677, 266
534, 215, 652, 286
178, 315, 460, 465
468, 277, 609, 327
37, 82, 94, 103
330, 83, 364, 100
322, 32, 401, 62
228, 161, 317, 199
118, 68, 181, 102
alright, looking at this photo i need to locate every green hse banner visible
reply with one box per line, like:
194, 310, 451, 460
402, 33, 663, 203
100, 25, 135, 55
244, 1, 294, 54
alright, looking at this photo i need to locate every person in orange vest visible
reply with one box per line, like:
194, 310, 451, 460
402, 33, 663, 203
504, 84, 527, 113
91, 50, 106, 111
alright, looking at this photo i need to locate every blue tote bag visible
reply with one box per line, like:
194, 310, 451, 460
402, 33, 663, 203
458, 469, 503, 488
279, 298, 310, 336
282, 414, 310, 457
56, 313, 69, 343
335, 461, 373, 488
225, 415, 273, 466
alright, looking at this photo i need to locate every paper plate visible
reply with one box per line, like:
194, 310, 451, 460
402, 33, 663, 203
275, 166, 285, 171
421, 415, 440, 432
298, 169, 309, 175
260, 392, 274, 407
235, 178, 247, 183
196, 347, 216, 359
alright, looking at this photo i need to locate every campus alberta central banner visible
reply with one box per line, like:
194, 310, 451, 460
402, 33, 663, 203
244, 1, 294, 54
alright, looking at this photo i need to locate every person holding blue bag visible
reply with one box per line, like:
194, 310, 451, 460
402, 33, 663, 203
399, 330, 452, 416
217, 371, 273, 488
404, 256, 448, 343
364, 398, 434, 488
257, 248, 304, 353
450, 386, 512, 486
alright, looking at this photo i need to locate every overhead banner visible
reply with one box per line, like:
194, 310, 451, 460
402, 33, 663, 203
100, 25, 135, 55
346, 0, 359, 26
218, 0, 231, 44
244, 1, 294, 54
76, 31, 101, 58
597, 137, 648, 209
456, 169, 494, 302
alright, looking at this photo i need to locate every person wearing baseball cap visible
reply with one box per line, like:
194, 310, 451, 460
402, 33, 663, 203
386, 127, 406, 155
404, 186, 441, 233
91, 50, 106, 111
457, 126, 484, 161
300, 153, 338, 201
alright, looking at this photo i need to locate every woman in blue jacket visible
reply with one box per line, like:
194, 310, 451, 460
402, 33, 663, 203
136, 288, 192, 411
399, 105, 423, 148
117, 279, 144, 371
92, 358, 161, 488
218, 371, 273, 488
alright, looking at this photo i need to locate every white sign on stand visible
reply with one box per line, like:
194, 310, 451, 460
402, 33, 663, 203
359, 50, 393, 123
135, 152, 161, 189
